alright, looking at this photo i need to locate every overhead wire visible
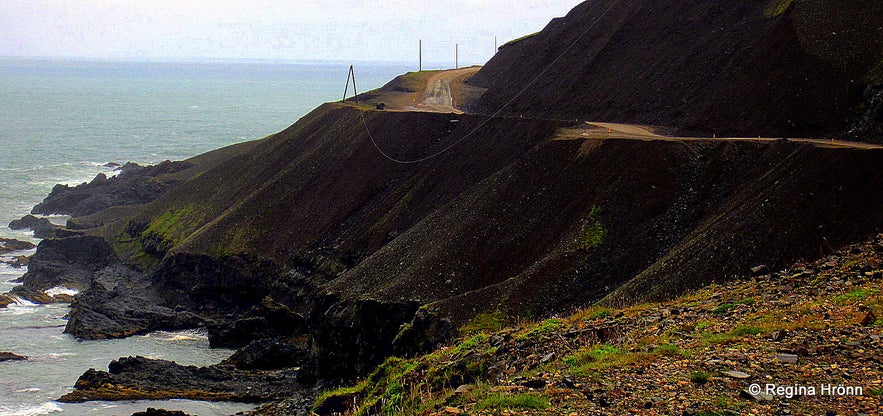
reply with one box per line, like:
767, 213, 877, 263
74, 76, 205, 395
349, 0, 623, 164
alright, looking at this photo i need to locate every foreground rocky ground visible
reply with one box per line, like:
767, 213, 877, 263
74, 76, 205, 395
306, 234, 883, 416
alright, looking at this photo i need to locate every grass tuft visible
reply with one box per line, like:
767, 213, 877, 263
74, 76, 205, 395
477, 393, 550, 411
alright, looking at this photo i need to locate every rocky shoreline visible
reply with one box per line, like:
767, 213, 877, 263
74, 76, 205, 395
1, 159, 433, 415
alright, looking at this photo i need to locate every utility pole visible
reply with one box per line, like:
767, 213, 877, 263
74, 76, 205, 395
419, 39, 422, 72
455, 43, 459, 69
494, 35, 497, 53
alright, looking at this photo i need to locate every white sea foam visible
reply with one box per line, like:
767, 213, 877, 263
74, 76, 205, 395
43, 287, 78, 297
0, 402, 62, 416
15, 388, 41, 393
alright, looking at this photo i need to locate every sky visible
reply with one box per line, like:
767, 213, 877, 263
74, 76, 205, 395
0, 0, 585, 65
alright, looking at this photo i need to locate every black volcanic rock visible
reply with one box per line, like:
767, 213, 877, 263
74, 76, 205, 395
31, 160, 192, 217
0, 238, 35, 255
18, 235, 118, 292
223, 337, 310, 370
207, 297, 308, 349
310, 299, 421, 380
8, 215, 61, 238
64, 279, 205, 340
131, 409, 191, 416
0, 352, 28, 362
59, 356, 300, 403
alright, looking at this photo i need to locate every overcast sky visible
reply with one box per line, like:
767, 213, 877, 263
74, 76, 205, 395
0, 0, 584, 65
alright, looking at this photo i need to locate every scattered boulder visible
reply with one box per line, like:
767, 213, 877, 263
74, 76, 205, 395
860, 310, 877, 326
0, 238, 35, 255
8, 215, 61, 238
722, 370, 751, 379
223, 337, 309, 371
31, 160, 191, 217
18, 235, 118, 292
775, 353, 799, 364
0, 352, 28, 362
750, 265, 769, 276
131, 409, 191, 416
58, 356, 300, 403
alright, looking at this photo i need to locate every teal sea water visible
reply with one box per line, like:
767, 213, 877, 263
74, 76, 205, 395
0, 58, 411, 416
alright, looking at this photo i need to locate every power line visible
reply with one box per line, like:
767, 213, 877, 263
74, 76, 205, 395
351, 0, 623, 165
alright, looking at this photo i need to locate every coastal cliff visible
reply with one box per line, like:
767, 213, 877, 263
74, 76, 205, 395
8, 0, 883, 414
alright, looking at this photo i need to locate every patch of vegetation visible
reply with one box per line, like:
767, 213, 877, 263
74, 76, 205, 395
869, 387, 883, 396
833, 288, 878, 304
500, 32, 540, 50
694, 320, 712, 332
730, 326, 766, 337
712, 298, 755, 314
313, 356, 424, 416
516, 318, 563, 340
690, 370, 710, 385
763, 0, 794, 18
477, 393, 550, 411
452, 334, 489, 355
562, 344, 651, 377
700, 332, 735, 345
653, 344, 688, 358
460, 311, 508, 335
578, 206, 606, 250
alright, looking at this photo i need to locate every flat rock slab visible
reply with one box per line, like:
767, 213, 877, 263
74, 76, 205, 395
722, 370, 751, 379
775, 353, 799, 364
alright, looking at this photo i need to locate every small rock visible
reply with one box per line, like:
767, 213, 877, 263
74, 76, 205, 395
540, 352, 555, 363
454, 384, 472, 394
770, 330, 787, 341
443, 406, 462, 414
775, 353, 799, 364
751, 265, 769, 276
0, 352, 28, 362
722, 370, 751, 379
740, 389, 774, 401
131, 409, 191, 416
522, 379, 547, 389
859, 310, 876, 326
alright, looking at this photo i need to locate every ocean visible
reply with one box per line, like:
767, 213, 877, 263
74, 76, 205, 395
0, 57, 412, 416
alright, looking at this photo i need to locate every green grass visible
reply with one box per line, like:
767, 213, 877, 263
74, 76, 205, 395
578, 206, 606, 250
700, 332, 735, 345
477, 393, 550, 411
452, 334, 488, 355
516, 318, 563, 340
690, 370, 710, 384
562, 344, 652, 377
313, 356, 424, 416
833, 288, 878, 304
460, 311, 508, 335
763, 0, 794, 18
730, 326, 766, 337
563, 344, 622, 367
869, 387, 883, 396
712, 298, 755, 314
653, 344, 688, 358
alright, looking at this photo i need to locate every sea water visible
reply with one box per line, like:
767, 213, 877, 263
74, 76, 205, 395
0, 57, 411, 416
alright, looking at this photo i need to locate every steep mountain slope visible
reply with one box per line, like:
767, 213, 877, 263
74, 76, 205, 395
17, 1, 883, 407
469, 0, 883, 140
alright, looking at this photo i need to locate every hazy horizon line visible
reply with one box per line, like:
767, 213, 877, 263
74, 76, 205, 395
0, 54, 487, 69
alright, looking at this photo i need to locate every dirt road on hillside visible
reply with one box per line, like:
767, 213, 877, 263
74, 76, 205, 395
575, 122, 882, 150
405, 67, 481, 114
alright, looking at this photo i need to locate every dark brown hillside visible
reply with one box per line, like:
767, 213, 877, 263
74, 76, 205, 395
470, 0, 883, 140
101, 101, 883, 324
